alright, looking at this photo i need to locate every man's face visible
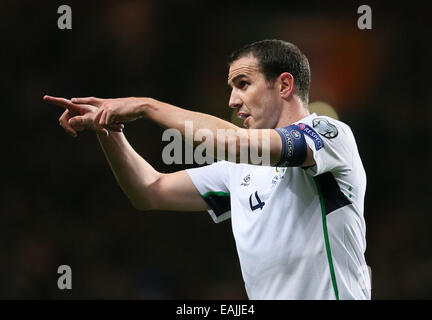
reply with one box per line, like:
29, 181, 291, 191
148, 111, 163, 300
227, 55, 282, 129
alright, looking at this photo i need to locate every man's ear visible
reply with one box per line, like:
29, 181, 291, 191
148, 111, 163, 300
279, 72, 294, 99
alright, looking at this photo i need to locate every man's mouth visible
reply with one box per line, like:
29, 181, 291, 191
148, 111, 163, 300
237, 112, 251, 128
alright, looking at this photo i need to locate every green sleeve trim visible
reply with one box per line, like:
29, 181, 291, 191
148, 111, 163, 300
202, 191, 230, 198
201, 191, 231, 218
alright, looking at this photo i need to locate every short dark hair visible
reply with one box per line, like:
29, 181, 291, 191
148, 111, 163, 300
228, 39, 311, 104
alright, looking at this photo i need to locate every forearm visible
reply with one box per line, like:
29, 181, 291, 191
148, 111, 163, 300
97, 131, 161, 209
142, 98, 281, 165
143, 98, 237, 135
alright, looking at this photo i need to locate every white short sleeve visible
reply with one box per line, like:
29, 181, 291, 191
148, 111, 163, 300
297, 116, 354, 177
186, 161, 231, 223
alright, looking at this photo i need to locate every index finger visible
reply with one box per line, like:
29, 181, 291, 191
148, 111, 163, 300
43, 95, 85, 113
44, 95, 73, 108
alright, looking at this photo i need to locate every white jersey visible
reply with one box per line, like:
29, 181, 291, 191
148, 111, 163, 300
186, 113, 370, 300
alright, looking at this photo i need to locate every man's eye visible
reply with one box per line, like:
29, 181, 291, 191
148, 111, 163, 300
238, 81, 249, 89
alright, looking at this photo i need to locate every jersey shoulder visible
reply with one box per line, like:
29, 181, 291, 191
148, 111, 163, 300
298, 114, 355, 144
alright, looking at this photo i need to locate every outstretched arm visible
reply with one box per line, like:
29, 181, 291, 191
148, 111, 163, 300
70, 96, 315, 167
44, 95, 209, 211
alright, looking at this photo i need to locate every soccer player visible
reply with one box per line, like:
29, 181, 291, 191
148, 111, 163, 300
44, 40, 370, 300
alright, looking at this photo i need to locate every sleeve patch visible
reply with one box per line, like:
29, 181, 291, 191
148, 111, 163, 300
312, 118, 338, 139
296, 123, 325, 150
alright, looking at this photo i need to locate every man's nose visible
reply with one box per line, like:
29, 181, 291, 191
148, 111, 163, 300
229, 90, 243, 109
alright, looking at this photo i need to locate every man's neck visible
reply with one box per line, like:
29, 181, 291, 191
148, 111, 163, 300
276, 100, 310, 128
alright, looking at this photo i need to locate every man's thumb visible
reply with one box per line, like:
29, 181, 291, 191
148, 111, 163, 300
68, 116, 86, 127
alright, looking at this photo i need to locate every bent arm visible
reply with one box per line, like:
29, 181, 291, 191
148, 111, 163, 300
97, 131, 209, 211
44, 95, 210, 212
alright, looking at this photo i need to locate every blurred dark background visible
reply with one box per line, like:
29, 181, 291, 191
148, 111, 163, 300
1, 0, 431, 299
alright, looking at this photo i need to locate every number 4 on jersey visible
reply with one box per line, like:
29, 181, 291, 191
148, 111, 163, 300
249, 191, 265, 211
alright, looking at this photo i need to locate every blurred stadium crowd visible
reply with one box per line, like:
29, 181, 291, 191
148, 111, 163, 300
1, 1, 431, 299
